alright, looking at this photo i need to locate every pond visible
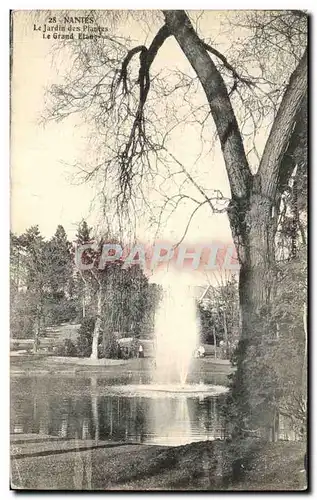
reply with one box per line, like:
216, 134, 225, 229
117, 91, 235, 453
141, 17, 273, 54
11, 374, 299, 447
11, 375, 228, 446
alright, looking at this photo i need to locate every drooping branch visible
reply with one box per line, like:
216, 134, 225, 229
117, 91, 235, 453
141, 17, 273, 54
146, 24, 171, 67
163, 10, 252, 200
118, 24, 171, 122
118, 45, 146, 94
258, 47, 307, 199
173, 200, 209, 248
202, 41, 255, 89
117, 24, 171, 204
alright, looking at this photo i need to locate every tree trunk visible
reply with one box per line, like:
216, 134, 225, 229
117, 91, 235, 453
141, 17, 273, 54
228, 189, 277, 436
212, 327, 217, 359
33, 304, 41, 353
223, 309, 229, 359
163, 11, 306, 445
82, 295, 86, 319
236, 192, 275, 344
90, 286, 102, 360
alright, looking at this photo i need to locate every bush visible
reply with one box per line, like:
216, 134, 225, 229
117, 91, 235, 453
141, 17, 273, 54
11, 311, 35, 339
102, 332, 120, 359
76, 317, 122, 359
56, 339, 77, 357
44, 298, 78, 326
76, 316, 95, 357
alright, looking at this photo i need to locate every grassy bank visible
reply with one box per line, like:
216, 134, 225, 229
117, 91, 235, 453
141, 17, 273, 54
11, 434, 307, 491
11, 354, 233, 386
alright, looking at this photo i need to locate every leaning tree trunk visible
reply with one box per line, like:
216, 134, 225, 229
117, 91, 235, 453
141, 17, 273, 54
90, 286, 103, 360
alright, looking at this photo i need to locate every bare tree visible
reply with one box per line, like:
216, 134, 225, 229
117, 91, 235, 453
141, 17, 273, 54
46, 10, 307, 432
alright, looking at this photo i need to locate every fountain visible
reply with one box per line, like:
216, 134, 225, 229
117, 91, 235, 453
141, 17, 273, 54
107, 271, 228, 399
153, 277, 199, 387
94, 271, 228, 445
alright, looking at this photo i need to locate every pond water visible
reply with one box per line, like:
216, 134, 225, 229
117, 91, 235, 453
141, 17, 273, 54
11, 374, 300, 447
11, 375, 228, 446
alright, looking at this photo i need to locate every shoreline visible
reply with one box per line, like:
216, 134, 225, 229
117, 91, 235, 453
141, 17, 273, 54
11, 354, 233, 384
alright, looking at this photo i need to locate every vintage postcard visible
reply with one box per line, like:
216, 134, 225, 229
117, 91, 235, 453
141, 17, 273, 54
10, 10, 308, 491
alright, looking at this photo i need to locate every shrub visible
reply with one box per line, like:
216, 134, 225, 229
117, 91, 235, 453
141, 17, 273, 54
76, 316, 95, 357
56, 339, 77, 357
102, 332, 120, 359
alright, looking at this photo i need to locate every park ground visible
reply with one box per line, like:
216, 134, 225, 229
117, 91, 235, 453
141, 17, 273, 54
10, 323, 233, 386
10, 353, 232, 386
11, 433, 307, 491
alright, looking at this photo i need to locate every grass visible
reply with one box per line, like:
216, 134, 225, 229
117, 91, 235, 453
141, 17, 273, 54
11, 354, 233, 386
11, 436, 307, 491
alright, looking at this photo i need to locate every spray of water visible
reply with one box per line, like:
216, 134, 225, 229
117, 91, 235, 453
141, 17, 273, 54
153, 273, 199, 386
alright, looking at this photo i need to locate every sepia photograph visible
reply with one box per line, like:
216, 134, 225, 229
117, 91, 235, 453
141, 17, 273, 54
10, 9, 308, 491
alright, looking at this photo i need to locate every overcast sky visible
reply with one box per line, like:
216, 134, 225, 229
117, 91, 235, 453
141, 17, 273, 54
11, 10, 265, 284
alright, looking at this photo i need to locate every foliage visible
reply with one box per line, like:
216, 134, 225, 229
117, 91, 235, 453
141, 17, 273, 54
45, 225, 73, 295
76, 316, 95, 357
10, 220, 157, 357
72, 221, 160, 358
226, 243, 307, 447
10, 290, 37, 339
101, 330, 121, 359
198, 276, 239, 355
56, 338, 78, 357
10, 225, 78, 344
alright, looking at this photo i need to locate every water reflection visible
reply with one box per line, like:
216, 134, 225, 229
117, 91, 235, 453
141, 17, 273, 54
11, 376, 300, 446
11, 376, 227, 446
146, 396, 192, 445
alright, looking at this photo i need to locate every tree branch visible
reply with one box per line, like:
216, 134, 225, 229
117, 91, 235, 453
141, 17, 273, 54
163, 10, 252, 199
277, 97, 307, 195
117, 24, 171, 204
164, 149, 227, 214
118, 45, 146, 93
258, 47, 307, 198
146, 24, 171, 67
202, 41, 255, 88
173, 200, 208, 248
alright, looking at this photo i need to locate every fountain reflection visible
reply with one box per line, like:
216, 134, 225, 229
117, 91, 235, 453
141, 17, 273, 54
145, 396, 192, 446
10, 377, 228, 446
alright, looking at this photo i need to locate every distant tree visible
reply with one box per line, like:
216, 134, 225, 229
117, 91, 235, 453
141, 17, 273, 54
10, 232, 25, 295
75, 220, 92, 244
15, 226, 46, 351
198, 304, 218, 345
46, 225, 72, 294
140, 283, 162, 338
199, 276, 240, 356
73, 219, 94, 319
73, 221, 157, 359
44, 225, 75, 324
76, 316, 95, 357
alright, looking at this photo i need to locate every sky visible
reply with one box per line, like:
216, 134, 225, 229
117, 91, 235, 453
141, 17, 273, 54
11, 12, 96, 239
10, 10, 258, 285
